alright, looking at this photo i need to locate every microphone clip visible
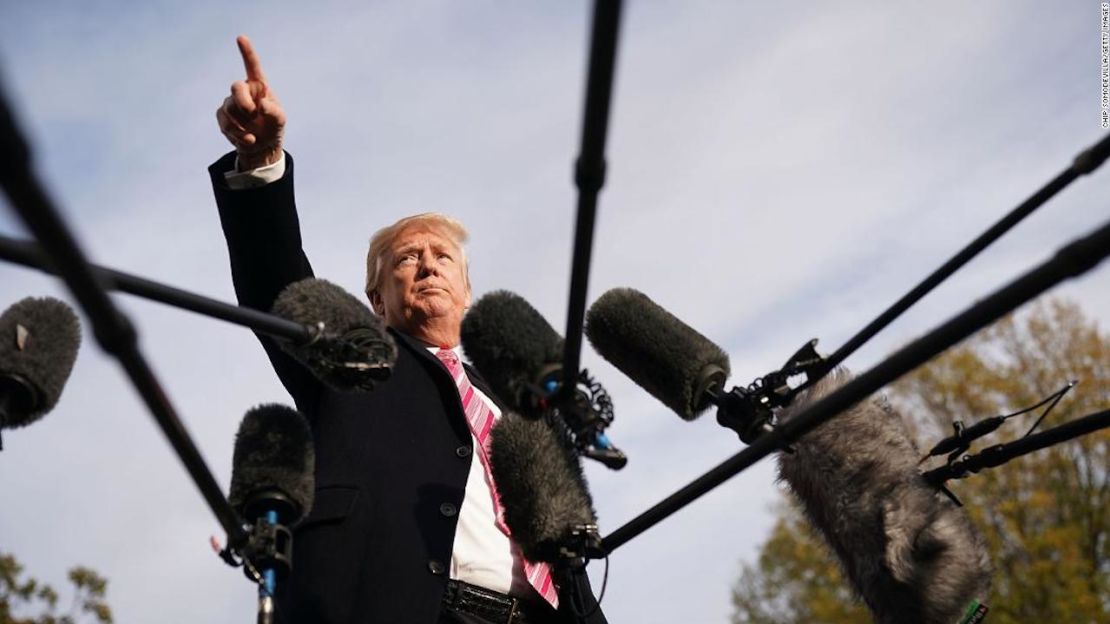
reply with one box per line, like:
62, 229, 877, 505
556, 523, 605, 566
534, 367, 628, 470
219, 493, 300, 583
299, 323, 396, 391
216, 539, 243, 569
222, 517, 294, 584
714, 339, 825, 445
214, 533, 275, 597
242, 517, 294, 580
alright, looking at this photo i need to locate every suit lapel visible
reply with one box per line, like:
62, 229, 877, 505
389, 328, 511, 414
391, 328, 447, 371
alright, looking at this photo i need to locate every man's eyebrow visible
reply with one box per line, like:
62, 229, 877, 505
393, 243, 422, 255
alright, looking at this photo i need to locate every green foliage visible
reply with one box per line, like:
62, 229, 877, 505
732, 299, 1110, 623
0, 553, 112, 624
731, 503, 870, 624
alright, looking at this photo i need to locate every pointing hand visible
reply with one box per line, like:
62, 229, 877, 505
215, 35, 286, 170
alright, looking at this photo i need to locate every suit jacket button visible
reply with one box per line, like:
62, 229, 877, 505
440, 503, 458, 517
456, 445, 472, 458
428, 560, 446, 575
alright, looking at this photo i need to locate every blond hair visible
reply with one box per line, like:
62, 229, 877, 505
365, 213, 470, 297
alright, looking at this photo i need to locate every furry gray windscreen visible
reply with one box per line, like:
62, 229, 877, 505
776, 368, 991, 624
271, 277, 396, 392
489, 411, 596, 563
228, 404, 316, 524
585, 288, 730, 421
460, 290, 564, 415
0, 296, 81, 428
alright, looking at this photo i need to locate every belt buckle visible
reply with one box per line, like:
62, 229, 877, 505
446, 580, 522, 624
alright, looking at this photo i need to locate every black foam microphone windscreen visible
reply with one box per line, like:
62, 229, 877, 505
228, 404, 315, 525
271, 278, 397, 392
777, 368, 992, 624
460, 290, 564, 412
0, 296, 81, 429
585, 288, 730, 420
489, 411, 597, 563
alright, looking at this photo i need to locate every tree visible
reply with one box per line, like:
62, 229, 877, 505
731, 299, 1110, 623
0, 553, 112, 624
731, 502, 871, 624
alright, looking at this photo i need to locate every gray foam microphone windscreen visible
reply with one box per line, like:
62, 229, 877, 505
585, 288, 729, 420
228, 404, 315, 524
271, 278, 397, 392
460, 290, 564, 412
0, 296, 81, 429
489, 411, 596, 563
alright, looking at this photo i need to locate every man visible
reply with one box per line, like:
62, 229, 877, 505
210, 35, 607, 624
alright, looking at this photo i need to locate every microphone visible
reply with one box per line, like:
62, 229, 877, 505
488, 410, 600, 565
270, 278, 397, 392
228, 404, 315, 624
0, 296, 81, 449
228, 404, 315, 525
460, 290, 563, 411
587, 287, 819, 443
461, 290, 626, 469
584, 288, 729, 421
776, 368, 992, 624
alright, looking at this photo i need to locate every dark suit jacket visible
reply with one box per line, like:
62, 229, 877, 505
209, 152, 606, 624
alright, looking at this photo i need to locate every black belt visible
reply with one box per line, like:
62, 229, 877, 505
442, 579, 538, 624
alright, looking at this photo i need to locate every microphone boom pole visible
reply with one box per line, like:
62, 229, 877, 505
0, 82, 247, 543
924, 408, 1110, 486
560, 0, 623, 401
802, 132, 1110, 390
602, 216, 1110, 554
0, 233, 315, 344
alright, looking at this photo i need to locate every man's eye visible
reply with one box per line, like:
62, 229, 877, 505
397, 254, 417, 265
437, 253, 452, 262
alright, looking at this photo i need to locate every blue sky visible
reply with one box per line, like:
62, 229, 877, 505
1, 2, 1107, 623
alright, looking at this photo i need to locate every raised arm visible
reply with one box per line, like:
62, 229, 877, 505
209, 36, 318, 411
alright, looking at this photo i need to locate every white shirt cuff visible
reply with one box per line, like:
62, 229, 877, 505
223, 153, 286, 189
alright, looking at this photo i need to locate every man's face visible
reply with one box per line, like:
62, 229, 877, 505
370, 223, 471, 340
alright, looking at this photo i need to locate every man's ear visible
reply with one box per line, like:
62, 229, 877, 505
368, 289, 384, 315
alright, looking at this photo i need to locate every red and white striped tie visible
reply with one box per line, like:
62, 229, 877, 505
435, 348, 559, 610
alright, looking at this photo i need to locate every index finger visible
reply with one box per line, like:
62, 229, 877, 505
236, 35, 267, 83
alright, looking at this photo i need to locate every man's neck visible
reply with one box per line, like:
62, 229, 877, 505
394, 318, 460, 349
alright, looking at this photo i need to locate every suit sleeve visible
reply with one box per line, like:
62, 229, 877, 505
208, 150, 322, 413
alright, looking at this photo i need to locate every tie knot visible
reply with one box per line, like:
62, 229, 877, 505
436, 348, 460, 369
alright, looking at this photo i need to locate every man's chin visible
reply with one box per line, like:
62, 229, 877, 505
409, 300, 464, 321
413, 290, 450, 304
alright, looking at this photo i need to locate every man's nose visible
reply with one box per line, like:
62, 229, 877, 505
416, 251, 439, 277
